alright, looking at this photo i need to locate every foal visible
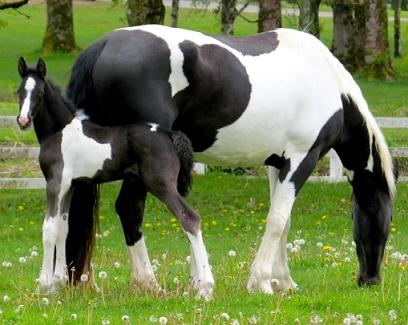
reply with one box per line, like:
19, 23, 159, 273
16, 58, 214, 298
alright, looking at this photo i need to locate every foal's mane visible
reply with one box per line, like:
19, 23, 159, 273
45, 78, 77, 115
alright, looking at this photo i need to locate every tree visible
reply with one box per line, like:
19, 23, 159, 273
258, 0, 281, 32
394, 0, 402, 57
171, 0, 179, 27
127, 0, 165, 26
42, 0, 76, 54
331, 0, 393, 78
297, 0, 321, 38
220, 0, 251, 35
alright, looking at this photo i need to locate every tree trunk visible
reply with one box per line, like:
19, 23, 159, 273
42, 0, 76, 54
258, 0, 281, 33
171, 0, 179, 27
127, 0, 165, 26
298, 0, 321, 38
394, 0, 402, 57
332, 1, 359, 71
401, 0, 407, 10
221, 0, 237, 35
362, 0, 393, 78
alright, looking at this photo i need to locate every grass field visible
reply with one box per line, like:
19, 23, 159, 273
0, 174, 407, 324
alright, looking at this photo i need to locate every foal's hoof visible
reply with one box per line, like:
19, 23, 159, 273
358, 274, 381, 287
190, 278, 214, 301
38, 276, 52, 294
132, 277, 161, 293
51, 274, 68, 291
247, 275, 273, 294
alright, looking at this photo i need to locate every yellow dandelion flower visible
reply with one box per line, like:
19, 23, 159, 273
323, 245, 333, 251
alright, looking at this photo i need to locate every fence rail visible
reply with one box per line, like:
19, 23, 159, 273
0, 116, 407, 189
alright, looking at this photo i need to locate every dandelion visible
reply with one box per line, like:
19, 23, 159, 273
3, 295, 10, 303
287, 243, 294, 250
231, 319, 240, 325
101, 319, 110, 325
388, 310, 397, 321
249, 315, 258, 324
159, 316, 168, 324
311, 315, 323, 324
71, 313, 77, 320
344, 257, 351, 263
15, 304, 24, 313
42, 297, 49, 305
238, 262, 245, 269
220, 312, 230, 320
372, 319, 381, 325
291, 246, 300, 254
173, 277, 180, 285
30, 251, 38, 257
298, 239, 306, 245
316, 242, 323, 248
114, 261, 121, 268
343, 317, 351, 325
149, 315, 157, 322
228, 250, 236, 257
80, 274, 89, 282
356, 321, 363, 325
186, 255, 191, 263
18, 257, 27, 264
121, 315, 130, 322
98, 271, 108, 279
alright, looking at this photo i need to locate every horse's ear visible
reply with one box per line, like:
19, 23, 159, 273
37, 58, 46, 78
18, 57, 28, 78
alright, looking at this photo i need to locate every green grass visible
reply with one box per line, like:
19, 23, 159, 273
0, 174, 407, 324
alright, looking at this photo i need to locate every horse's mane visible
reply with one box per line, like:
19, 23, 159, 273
46, 79, 77, 115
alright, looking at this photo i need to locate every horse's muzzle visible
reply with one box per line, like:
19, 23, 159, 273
17, 115, 31, 130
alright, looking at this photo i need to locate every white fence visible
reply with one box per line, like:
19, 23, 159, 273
0, 117, 407, 188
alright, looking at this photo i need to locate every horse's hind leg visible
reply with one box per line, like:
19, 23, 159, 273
248, 150, 319, 294
115, 175, 159, 291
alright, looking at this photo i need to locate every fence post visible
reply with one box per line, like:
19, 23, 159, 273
329, 149, 343, 181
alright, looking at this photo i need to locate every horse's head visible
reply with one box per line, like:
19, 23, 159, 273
17, 57, 47, 130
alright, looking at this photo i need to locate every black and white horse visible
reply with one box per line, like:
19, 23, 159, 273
17, 57, 214, 297
64, 25, 395, 296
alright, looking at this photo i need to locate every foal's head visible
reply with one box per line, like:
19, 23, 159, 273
17, 57, 47, 130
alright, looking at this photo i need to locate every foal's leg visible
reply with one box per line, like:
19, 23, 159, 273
115, 175, 158, 291
248, 151, 318, 294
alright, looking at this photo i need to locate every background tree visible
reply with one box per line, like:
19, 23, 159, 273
394, 0, 402, 57
171, 0, 179, 27
220, 0, 251, 35
42, 0, 76, 54
127, 0, 165, 26
258, 0, 281, 32
297, 0, 321, 38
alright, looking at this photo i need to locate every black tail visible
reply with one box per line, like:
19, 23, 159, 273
66, 37, 107, 118
171, 131, 194, 197
65, 40, 106, 283
66, 183, 99, 283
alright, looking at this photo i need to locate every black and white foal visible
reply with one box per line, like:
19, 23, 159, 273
16, 58, 214, 298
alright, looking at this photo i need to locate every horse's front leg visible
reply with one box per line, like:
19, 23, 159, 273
115, 175, 159, 291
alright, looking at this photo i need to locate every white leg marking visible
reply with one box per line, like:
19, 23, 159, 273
39, 216, 58, 292
128, 237, 159, 291
186, 231, 214, 300
52, 213, 69, 290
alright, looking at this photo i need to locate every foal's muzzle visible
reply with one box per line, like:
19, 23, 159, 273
17, 115, 31, 130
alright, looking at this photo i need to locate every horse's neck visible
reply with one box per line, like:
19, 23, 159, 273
33, 84, 74, 143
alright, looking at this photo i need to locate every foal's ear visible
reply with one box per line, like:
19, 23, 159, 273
37, 58, 46, 78
18, 57, 28, 78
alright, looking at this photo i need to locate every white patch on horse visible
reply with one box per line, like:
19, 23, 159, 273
185, 231, 214, 300
20, 77, 36, 119
128, 237, 158, 289
61, 119, 111, 179
39, 216, 58, 291
148, 122, 159, 132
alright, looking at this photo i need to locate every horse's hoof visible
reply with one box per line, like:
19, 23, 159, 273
271, 277, 298, 292
247, 276, 274, 294
52, 274, 68, 291
132, 277, 161, 293
196, 283, 214, 301
38, 276, 52, 293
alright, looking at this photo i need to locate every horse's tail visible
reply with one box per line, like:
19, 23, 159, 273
66, 183, 100, 283
171, 131, 194, 197
312, 34, 396, 198
65, 39, 106, 283
66, 37, 108, 115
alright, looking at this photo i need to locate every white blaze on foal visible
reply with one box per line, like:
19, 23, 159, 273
19, 77, 36, 126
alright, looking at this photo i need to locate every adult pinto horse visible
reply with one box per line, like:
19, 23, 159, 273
66, 25, 395, 296
17, 58, 213, 296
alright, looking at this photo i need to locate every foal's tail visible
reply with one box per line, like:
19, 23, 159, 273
171, 131, 194, 197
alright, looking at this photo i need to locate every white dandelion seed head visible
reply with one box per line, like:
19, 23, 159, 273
344, 257, 351, 263
3, 295, 10, 303
231, 319, 240, 325
249, 315, 258, 324
30, 251, 38, 257
149, 315, 157, 322
159, 316, 168, 324
71, 313, 77, 320
152, 259, 160, 266
18, 257, 27, 264
299, 239, 306, 245
98, 271, 108, 279
186, 255, 191, 263
42, 297, 49, 305
356, 314, 363, 321
291, 246, 300, 254
316, 242, 324, 248
121, 315, 130, 321
341, 239, 349, 245
334, 252, 341, 259
388, 309, 397, 321
228, 250, 236, 257
101, 319, 110, 325
342, 317, 351, 325
356, 320, 363, 325
80, 274, 89, 282
114, 261, 121, 268
287, 243, 294, 250
173, 277, 180, 285
220, 312, 230, 320
238, 262, 245, 269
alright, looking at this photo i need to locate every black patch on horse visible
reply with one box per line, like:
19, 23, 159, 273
214, 32, 279, 56
174, 41, 252, 151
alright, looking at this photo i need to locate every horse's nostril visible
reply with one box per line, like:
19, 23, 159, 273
18, 115, 29, 127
